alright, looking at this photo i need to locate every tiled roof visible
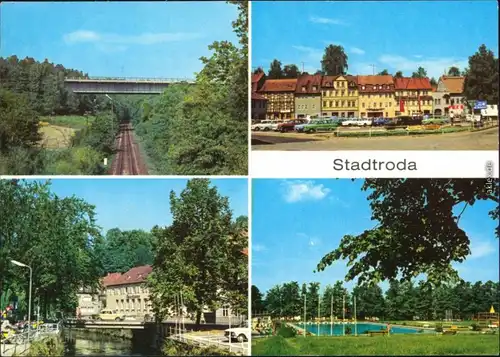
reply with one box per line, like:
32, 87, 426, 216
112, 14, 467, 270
321, 75, 340, 87
357, 75, 394, 85
252, 72, 264, 84
440, 76, 465, 94
102, 273, 122, 286
252, 92, 267, 100
252, 72, 265, 92
357, 75, 394, 92
394, 77, 432, 90
260, 79, 297, 92
321, 75, 358, 87
295, 74, 322, 94
104, 265, 153, 287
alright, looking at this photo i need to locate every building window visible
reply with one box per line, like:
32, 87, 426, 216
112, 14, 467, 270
362, 102, 365, 108
385, 112, 388, 117
329, 100, 333, 107
223, 306, 230, 317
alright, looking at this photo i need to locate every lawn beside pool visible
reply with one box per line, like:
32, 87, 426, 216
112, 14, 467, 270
252, 334, 500, 356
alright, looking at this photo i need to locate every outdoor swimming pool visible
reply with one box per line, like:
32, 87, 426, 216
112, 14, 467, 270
295, 322, 430, 336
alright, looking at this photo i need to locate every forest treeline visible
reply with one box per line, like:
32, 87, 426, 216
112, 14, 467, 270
0, 55, 120, 175
253, 279, 499, 321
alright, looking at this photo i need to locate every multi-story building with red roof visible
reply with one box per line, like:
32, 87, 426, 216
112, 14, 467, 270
394, 77, 433, 116
357, 75, 396, 118
433, 76, 466, 117
259, 79, 297, 120
295, 74, 322, 118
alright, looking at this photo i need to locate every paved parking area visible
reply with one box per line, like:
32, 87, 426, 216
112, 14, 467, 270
252, 127, 498, 150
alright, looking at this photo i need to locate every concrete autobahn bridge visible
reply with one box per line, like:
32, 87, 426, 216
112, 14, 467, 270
64, 77, 195, 94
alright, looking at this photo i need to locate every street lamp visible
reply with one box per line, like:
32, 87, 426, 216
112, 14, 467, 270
10, 260, 32, 343
105, 94, 114, 114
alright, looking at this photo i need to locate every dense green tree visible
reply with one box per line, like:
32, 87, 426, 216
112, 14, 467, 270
283, 64, 300, 78
268, 59, 283, 79
252, 285, 265, 314
463, 44, 499, 104
448, 66, 461, 76
394, 71, 403, 78
411, 66, 427, 78
321, 45, 348, 76
317, 179, 499, 286
0, 180, 103, 318
430, 77, 438, 86
148, 179, 246, 325
352, 283, 385, 319
378, 69, 389, 75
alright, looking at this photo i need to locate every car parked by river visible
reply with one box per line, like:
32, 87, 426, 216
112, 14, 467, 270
96, 309, 126, 321
224, 321, 250, 342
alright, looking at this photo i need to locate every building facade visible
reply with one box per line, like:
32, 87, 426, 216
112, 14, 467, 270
294, 74, 322, 118
103, 266, 153, 318
76, 286, 101, 317
251, 72, 268, 120
394, 77, 433, 116
321, 75, 359, 117
357, 75, 396, 118
433, 76, 466, 117
259, 79, 297, 120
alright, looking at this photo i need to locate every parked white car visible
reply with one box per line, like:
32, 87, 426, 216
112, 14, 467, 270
342, 118, 373, 126
224, 321, 250, 342
271, 120, 285, 131
251, 120, 275, 131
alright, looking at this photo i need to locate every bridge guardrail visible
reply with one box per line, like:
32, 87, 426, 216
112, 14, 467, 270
65, 77, 196, 83
168, 327, 249, 356
1, 321, 61, 356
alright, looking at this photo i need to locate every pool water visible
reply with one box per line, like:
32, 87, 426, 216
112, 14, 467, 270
295, 322, 427, 336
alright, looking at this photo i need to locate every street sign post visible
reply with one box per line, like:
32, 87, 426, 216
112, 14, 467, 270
474, 100, 487, 110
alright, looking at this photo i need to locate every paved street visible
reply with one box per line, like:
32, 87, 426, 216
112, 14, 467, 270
170, 331, 249, 355
252, 127, 498, 150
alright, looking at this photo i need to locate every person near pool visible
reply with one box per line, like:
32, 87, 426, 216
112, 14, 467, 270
387, 323, 392, 334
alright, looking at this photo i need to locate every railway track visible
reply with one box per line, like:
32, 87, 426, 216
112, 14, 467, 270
109, 122, 148, 175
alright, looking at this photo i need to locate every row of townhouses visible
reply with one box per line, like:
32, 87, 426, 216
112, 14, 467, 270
251, 72, 474, 120
77, 244, 248, 324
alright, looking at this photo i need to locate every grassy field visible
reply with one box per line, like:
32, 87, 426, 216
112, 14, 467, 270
252, 334, 499, 356
39, 125, 75, 149
41, 115, 95, 130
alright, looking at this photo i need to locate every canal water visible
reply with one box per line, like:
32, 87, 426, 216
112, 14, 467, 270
63, 329, 158, 356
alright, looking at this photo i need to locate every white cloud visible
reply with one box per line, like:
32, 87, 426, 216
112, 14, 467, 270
378, 54, 468, 79
310, 16, 348, 26
253, 244, 267, 252
469, 239, 496, 259
350, 47, 365, 55
63, 30, 203, 49
282, 180, 330, 203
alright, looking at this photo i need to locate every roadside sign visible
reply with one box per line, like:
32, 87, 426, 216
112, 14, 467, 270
474, 100, 487, 110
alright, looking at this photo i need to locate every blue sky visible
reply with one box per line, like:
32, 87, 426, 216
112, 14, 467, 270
24, 178, 248, 234
252, 1, 499, 79
1, 2, 238, 78
252, 179, 499, 295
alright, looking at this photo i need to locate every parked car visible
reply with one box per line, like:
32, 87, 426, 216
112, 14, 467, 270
422, 117, 449, 125
277, 119, 308, 132
303, 119, 339, 133
372, 117, 392, 126
341, 118, 373, 126
270, 120, 285, 131
225, 321, 250, 342
251, 120, 276, 131
385, 116, 423, 130
96, 309, 125, 321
